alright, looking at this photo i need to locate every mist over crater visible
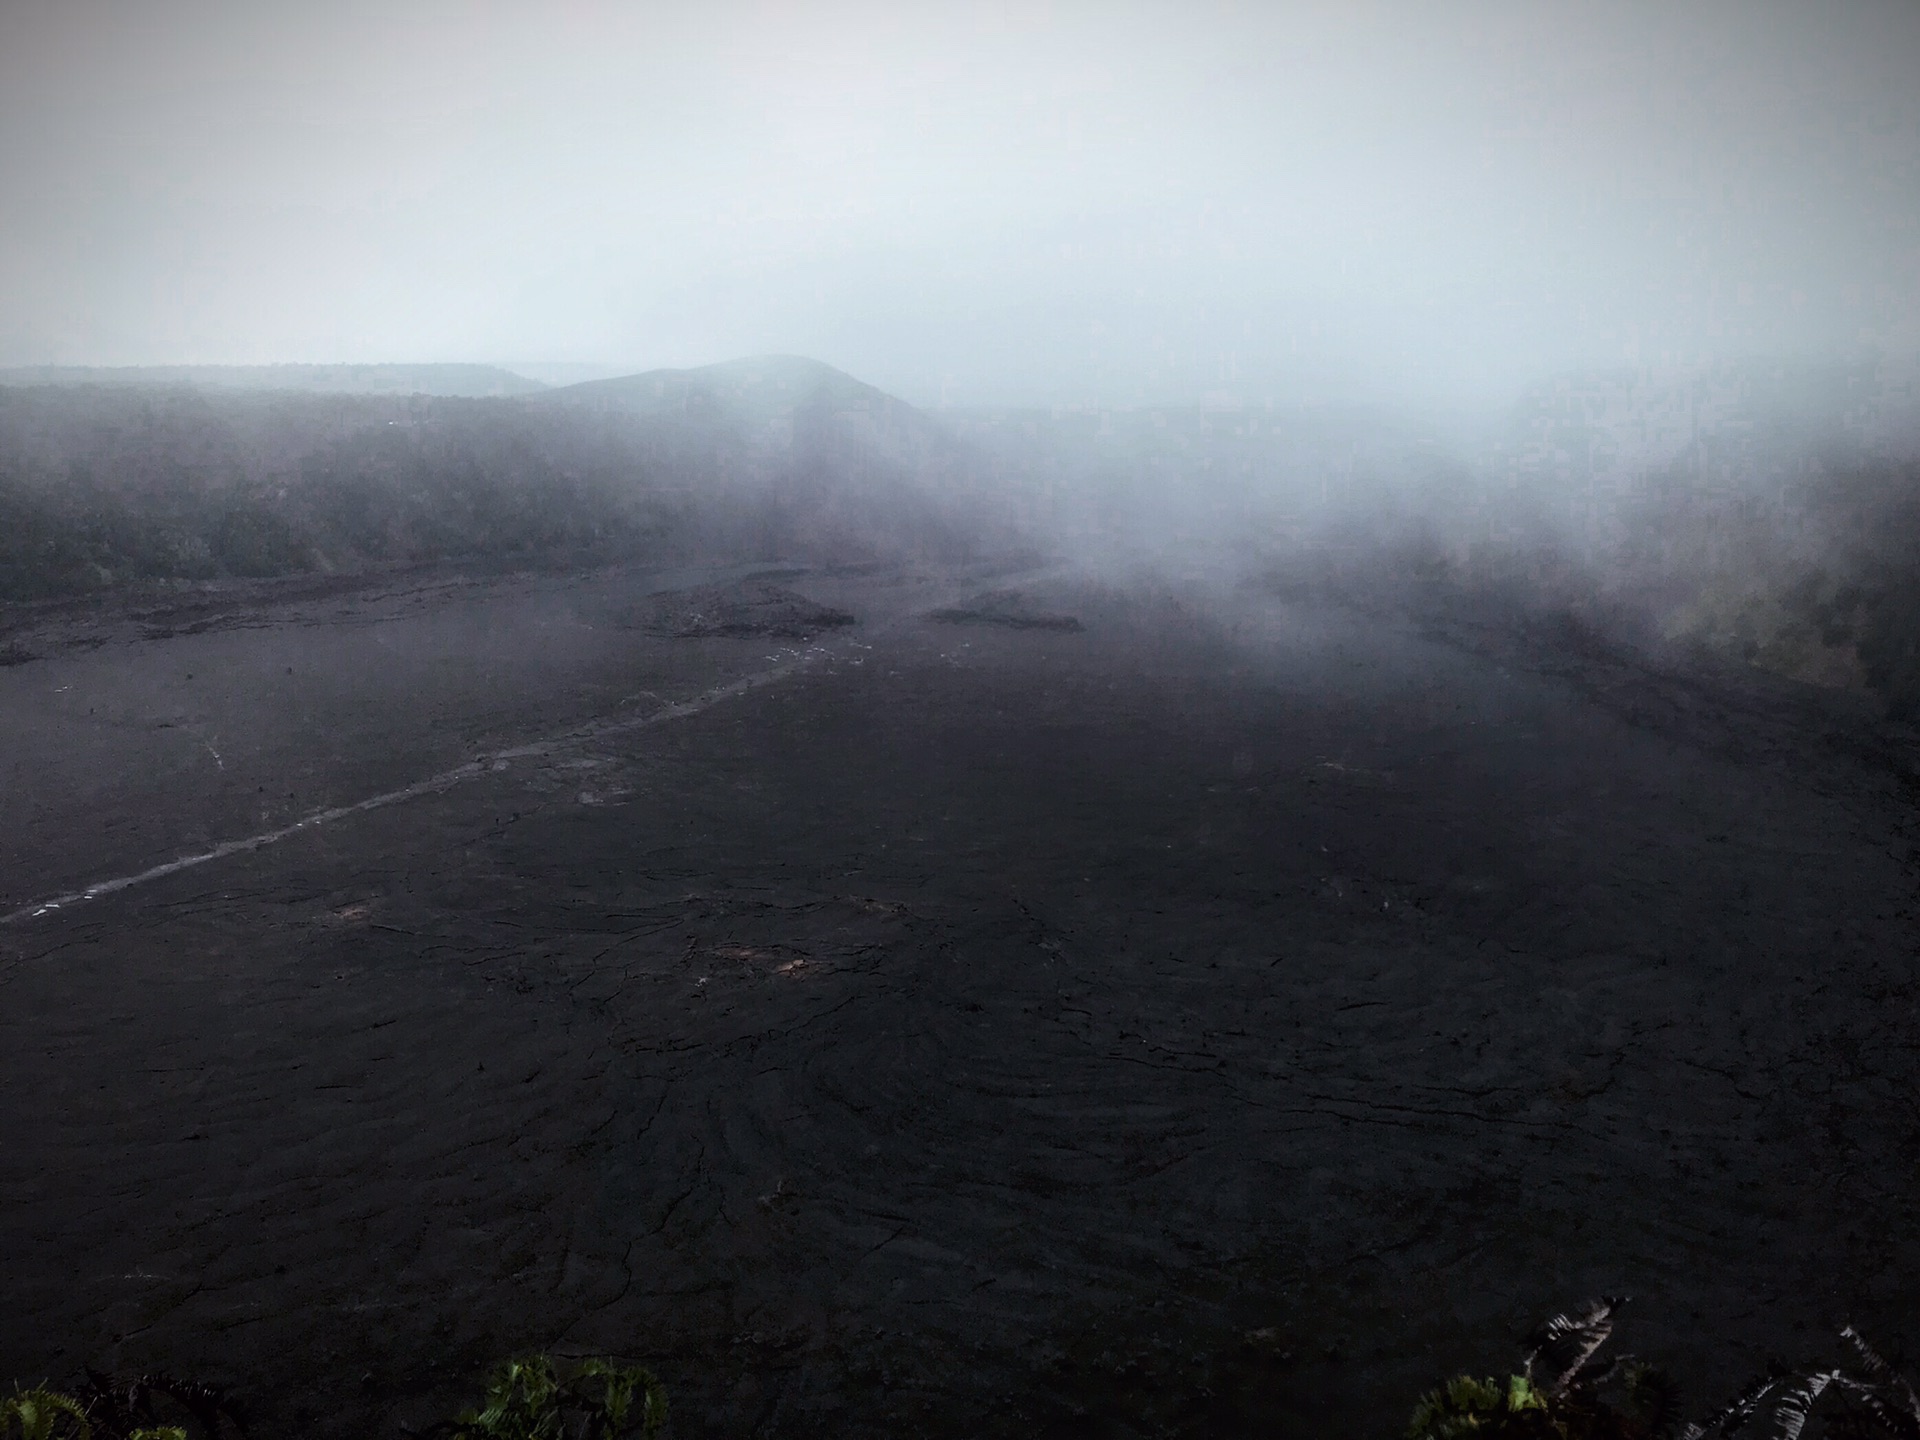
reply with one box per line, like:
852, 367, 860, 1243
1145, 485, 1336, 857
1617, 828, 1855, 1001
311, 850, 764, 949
4, 5, 1920, 1438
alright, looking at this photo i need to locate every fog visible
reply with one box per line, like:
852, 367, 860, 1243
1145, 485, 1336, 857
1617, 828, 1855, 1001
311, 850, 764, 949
4, 1, 1918, 410
14, 8, 1920, 1434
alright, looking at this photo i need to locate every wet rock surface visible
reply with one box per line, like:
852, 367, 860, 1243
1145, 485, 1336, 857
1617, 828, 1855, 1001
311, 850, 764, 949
0, 564, 1916, 1437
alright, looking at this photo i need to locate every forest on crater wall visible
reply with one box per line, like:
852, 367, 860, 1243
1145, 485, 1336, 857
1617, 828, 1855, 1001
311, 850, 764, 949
955, 360, 1920, 722
0, 359, 1008, 603
7, 355, 1920, 722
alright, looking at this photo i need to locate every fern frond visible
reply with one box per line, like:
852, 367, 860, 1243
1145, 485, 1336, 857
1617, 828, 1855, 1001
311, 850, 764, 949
568, 1361, 665, 1440
422, 1355, 662, 1440
1, 1389, 92, 1440
1840, 1328, 1920, 1434
1623, 1360, 1683, 1438
1770, 1370, 1837, 1440
1525, 1296, 1624, 1394
1844, 1329, 1899, 1384
1827, 1373, 1920, 1440
1406, 1374, 1506, 1439
1692, 1370, 1790, 1437
71, 1371, 244, 1440
127, 1376, 244, 1440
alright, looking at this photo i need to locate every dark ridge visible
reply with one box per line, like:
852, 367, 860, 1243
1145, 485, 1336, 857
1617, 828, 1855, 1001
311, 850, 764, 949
533, 354, 901, 417
927, 589, 1084, 631
625, 580, 857, 639
0, 361, 1022, 602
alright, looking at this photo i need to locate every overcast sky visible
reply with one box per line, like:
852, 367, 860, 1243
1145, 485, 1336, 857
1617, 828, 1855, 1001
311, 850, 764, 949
2, 1, 1917, 407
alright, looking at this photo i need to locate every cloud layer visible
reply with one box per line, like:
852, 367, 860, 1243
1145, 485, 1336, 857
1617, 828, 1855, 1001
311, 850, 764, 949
4, 0, 1916, 406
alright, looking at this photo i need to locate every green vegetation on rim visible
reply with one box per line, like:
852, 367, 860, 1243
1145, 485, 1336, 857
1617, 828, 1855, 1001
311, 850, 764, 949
1407, 1300, 1920, 1440
411, 1356, 665, 1440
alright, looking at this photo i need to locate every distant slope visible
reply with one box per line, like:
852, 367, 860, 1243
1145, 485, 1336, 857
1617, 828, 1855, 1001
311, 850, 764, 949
538, 354, 905, 418
498, 362, 654, 388
533, 355, 951, 462
0, 364, 548, 398
0, 358, 1025, 602
533, 355, 1020, 558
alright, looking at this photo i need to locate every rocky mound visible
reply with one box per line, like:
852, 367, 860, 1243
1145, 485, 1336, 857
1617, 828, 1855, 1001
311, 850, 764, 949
926, 588, 1083, 632
631, 581, 856, 639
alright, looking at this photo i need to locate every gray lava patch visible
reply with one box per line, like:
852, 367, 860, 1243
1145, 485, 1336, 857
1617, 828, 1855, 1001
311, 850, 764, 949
925, 588, 1083, 632
629, 580, 857, 639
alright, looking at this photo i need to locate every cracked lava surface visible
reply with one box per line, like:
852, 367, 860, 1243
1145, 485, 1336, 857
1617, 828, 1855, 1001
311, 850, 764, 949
1, 561, 1917, 1437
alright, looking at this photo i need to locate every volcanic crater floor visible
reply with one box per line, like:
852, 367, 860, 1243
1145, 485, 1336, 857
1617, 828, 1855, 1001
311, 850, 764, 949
1, 561, 1916, 1438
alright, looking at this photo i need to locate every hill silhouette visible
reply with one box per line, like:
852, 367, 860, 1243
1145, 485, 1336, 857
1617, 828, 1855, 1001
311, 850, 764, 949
0, 359, 1018, 602
536, 356, 1004, 562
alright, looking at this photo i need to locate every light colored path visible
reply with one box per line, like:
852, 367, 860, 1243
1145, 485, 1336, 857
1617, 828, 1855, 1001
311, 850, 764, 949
1, 639, 848, 927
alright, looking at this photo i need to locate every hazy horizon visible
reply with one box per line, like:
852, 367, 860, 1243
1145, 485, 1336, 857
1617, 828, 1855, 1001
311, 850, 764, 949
4, 1, 1917, 412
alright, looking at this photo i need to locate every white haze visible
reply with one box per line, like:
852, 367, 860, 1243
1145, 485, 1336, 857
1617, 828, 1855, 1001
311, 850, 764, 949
2, 0, 1917, 411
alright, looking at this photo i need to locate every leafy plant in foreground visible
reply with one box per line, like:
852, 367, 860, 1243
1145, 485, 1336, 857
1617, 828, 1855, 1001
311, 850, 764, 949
1, 1389, 95, 1440
412, 1355, 666, 1440
1407, 1300, 1920, 1440
1682, 1327, 1920, 1440
76, 1372, 244, 1440
1, 1370, 244, 1440
1406, 1297, 1677, 1439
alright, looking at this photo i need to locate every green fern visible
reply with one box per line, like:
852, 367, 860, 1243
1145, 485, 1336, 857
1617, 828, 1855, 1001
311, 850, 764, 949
419, 1355, 666, 1440
1, 1389, 93, 1440
1405, 1373, 1556, 1438
1406, 1298, 1679, 1440
0, 1387, 184, 1440
1409, 1302, 1920, 1440
69, 1372, 240, 1440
